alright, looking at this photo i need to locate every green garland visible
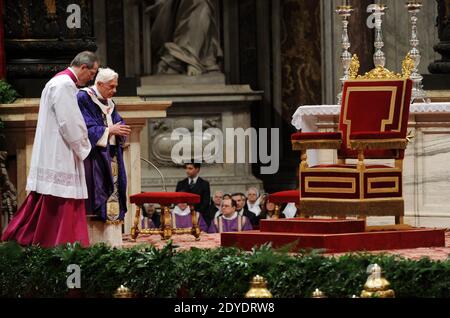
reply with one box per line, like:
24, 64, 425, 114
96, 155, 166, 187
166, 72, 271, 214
0, 241, 449, 298
0, 80, 18, 104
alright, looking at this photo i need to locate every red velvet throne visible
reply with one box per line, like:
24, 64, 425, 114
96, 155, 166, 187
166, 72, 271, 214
292, 68, 413, 224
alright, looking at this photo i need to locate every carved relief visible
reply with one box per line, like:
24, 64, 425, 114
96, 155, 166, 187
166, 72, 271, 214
148, 116, 222, 166
0, 152, 17, 225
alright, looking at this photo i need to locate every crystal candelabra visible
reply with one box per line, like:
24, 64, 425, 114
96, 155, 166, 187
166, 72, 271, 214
406, 0, 429, 103
336, 3, 354, 104
372, 2, 387, 68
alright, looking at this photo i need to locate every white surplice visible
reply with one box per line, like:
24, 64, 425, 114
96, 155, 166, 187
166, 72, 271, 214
26, 72, 92, 199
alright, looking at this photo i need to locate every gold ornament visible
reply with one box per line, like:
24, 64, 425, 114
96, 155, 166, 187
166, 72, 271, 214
114, 285, 134, 298
311, 288, 327, 298
401, 53, 414, 79
360, 264, 395, 298
245, 275, 273, 298
348, 54, 360, 80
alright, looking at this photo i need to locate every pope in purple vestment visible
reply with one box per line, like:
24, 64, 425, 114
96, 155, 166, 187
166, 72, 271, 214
77, 68, 130, 222
172, 203, 209, 232
208, 197, 253, 233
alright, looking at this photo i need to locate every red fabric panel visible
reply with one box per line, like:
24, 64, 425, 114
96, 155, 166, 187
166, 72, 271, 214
363, 171, 402, 198
308, 181, 353, 189
371, 181, 396, 188
268, 190, 300, 204
301, 171, 359, 199
130, 192, 200, 205
338, 79, 412, 159
350, 131, 403, 140
291, 132, 342, 141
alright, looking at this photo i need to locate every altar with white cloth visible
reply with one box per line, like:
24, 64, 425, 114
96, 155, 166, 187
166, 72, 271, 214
291, 102, 450, 228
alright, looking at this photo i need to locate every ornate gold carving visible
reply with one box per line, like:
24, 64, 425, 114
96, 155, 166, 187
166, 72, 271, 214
401, 53, 414, 79
131, 203, 202, 241
348, 54, 360, 80
245, 276, 273, 298
352, 54, 413, 80
114, 285, 134, 298
361, 264, 395, 298
312, 288, 327, 298
357, 66, 403, 80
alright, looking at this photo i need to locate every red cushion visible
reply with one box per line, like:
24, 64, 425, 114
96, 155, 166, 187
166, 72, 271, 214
292, 132, 342, 141
350, 131, 403, 140
130, 192, 200, 205
268, 190, 300, 204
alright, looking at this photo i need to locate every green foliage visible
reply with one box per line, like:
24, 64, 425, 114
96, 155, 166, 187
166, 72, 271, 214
0, 241, 449, 298
0, 80, 18, 104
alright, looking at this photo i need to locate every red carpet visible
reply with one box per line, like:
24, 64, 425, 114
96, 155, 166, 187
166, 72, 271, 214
221, 218, 446, 253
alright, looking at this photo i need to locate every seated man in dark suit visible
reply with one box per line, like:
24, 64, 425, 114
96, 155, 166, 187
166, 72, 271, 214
175, 162, 211, 225
231, 192, 258, 227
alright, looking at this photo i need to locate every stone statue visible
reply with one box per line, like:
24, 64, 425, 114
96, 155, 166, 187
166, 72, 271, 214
149, 0, 223, 76
429, 0, 450, 73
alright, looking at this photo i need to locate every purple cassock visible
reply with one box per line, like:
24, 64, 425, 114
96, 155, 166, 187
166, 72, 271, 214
77, 90, 128, 222
171, 206, 209, 232
208, 213, 253, 233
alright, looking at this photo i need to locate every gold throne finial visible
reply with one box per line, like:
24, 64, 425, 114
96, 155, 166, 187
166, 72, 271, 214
348, 54, 360, 80
349, 54, 414, 80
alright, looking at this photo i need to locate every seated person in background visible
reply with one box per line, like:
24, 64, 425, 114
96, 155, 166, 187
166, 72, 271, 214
208, 198, 253, 233
172, 203, 209, 232
245, 187, 263, 217
231, 193, 258, 227
207, 190, 223, 226
213, 193, 231, 218
141, 203, 157, 229
258, 198, 286, 221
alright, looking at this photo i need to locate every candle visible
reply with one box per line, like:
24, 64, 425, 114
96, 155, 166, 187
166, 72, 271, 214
342, 0, 350, 6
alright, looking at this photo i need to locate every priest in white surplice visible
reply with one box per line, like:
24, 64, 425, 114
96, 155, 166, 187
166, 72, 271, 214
1, 51, 99, 247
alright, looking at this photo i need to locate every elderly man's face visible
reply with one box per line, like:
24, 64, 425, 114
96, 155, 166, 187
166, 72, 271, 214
247, 189, 258, 203
231, 195, 245, 210
213, 191, 223, 206
97, 78, 118, 99
221, 199, 236, 217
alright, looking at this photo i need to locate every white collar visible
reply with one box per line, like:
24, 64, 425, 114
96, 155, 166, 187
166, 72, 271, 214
189, 176, 199, 183
222, 212, 238, 220
173, 205, 191, 216
68, 67, 79, 81
92, 85, 105, 100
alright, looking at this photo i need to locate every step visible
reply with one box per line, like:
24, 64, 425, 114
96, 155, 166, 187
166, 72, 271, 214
221, 228, 446, 253
259, 218, 366, 234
